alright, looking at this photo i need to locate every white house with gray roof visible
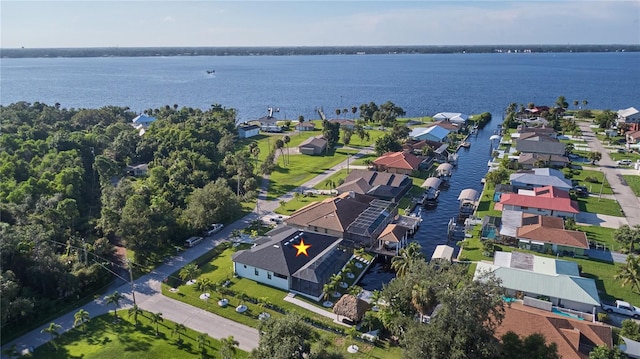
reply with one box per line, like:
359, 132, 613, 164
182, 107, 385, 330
474, 251, 600, 313
510, 168, 573, 191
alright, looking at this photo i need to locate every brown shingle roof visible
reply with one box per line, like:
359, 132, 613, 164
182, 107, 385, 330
377, 224, 407, 243
516, 215, 589, 249
285, 193, 373, 233
496, 303, 613, 359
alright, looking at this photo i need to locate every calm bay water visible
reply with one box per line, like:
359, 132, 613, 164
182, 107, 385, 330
2, 52, 639, 290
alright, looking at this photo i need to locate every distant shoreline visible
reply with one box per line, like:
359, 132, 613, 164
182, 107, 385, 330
1, 44, 638, 59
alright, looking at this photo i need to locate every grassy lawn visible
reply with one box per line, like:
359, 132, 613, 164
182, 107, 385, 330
267, 148, 355, 200
162, 245, 401, 358
623, 175, 640, 196
32, 311, 247, 359
564, 167, 613, 195
576, 196, 623, 217
458, 237, 640, 305
274, 193, 333, 215
475, 187, 502, 218
576, 225, 619, 251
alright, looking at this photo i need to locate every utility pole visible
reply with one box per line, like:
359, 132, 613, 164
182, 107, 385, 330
127, 259, 137, 306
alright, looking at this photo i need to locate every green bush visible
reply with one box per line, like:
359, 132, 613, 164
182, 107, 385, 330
598, 312, 609, 323
585, 176, 599, 183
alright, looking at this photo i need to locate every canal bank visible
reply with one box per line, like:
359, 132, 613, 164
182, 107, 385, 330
360, 113, 499, 291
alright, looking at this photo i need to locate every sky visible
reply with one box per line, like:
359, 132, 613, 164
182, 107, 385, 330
1, 1, 639, 48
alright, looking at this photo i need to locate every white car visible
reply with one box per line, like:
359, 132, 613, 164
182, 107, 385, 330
617, 159, 632, 166
204, 223, 224, 236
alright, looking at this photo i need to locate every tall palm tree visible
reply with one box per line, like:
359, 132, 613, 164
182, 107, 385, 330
615, 255, 640, 293
573, 100, 579, 110
74, 308, 90, 331
298, 115, 305, 136
582, 99, 588, 108
351, 106, 358, 119
179, 263, 201, 282
274, 139, 285, 166
220, 335, 239, 359
172, 323, 186, 342
41, 322, 62, 346
411, 284, 438, 322
391, 242, 423, 278
322, 282, 335, 301
283, 135, 291, 165
128, 304, 143, 327
105, 291, 124, 319
197, 332, 210, 354
150, 312, 163, 336
251, 145, 261, 174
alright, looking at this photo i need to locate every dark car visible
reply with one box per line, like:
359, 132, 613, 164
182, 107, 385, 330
573, 186, 589, 197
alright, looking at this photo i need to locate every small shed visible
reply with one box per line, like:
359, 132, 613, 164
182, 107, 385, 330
238, 124, 260, 139
333, 294, 370, 322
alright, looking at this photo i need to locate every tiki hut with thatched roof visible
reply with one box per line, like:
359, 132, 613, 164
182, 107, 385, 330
332, 294, 370, 322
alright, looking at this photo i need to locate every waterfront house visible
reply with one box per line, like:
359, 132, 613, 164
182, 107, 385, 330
284, 192, 397, 247
516, 214, 589, 255
496, 303, 613, 359
132, 113, 157, 128
295, 122, 316, 131
433, 112, 468, 125
517, 153, 569, 169
372, 151, 422, 175
335, 169, 413, 202
237, 123, 260, 139
258, 107, 283, 132
430, 120, 460, 133
409, 126, 450, 143
298, 136, 328, 155
618, 107, 640, 124
474, 251, 601, 313
510, 168, 573, 191
328, 119, 356, 129
516, 126, 557, 139
403, 139, 449, 163
232, 227, 351, 300
497, 185, 580, 218
516, 135, 566, 156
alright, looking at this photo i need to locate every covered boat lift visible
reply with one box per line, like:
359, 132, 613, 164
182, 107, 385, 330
436, 163, 454, 181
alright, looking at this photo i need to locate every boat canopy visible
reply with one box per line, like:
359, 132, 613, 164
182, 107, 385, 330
421, 177, 442, 189
458, 188, 479, 202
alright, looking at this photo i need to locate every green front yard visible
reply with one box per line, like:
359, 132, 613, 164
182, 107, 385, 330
162, 244, 401, 359
31, 311, 248, 359
576, 196, 623, 217
564, 167, 613, 195
623, 175, 640, 196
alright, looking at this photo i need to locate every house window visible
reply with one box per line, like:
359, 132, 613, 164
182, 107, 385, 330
254, 268, 259, 276
521, 206, 528, 210
268, 273, 272, 280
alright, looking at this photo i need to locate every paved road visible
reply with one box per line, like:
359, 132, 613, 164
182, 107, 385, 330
577, 122, 640, 227
1, 144, 375, 357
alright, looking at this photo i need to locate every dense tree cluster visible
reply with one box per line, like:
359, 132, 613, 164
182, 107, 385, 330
0, 102, 249, 336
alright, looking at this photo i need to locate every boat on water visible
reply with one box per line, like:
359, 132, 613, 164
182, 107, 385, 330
421, 187, 440, 206
206, 70, 215, 74
460, 141, 471, 148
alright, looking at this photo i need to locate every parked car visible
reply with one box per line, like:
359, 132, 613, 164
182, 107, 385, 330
617, 159, 632, 166
573, 186, 589, 198
204, 223, 224, 236
184, 236, 203, 248
602, 300, 640, 318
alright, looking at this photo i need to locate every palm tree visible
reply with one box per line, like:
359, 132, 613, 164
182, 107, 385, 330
220, 335, 239, 359
615, 255, 640, 293
179, 263, 201, 282
195, 277, 212, 294
335, 108, 341, 118
351, 106, 358, 119
197, 332, 210, 355
128, 304, 143, 327
251, 145, 261, 174
172, 323, 186, 342
150, 312, 163, 336
283, 135, 291, 165
391, 242, 423, 278
274, 139, 285, 166
411, 284, 438, 322
322, 282, 336, 301
582, 99, 588, 108
105, 291, 124, 319
41, 322, 62, 348
573, 100, 579, 110
298, 115, 305, 136
257, 296, 271, 311
74, 308, 90, 331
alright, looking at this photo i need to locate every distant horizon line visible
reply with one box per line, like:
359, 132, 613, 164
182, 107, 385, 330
3, 44, 639, 50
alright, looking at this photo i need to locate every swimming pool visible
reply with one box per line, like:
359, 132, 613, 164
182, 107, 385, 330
552, 308, 583, 320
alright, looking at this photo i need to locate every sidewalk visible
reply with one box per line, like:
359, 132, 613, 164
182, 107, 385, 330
577, 122, 640, 227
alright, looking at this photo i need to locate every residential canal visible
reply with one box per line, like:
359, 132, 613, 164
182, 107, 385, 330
360, 114, 498, 291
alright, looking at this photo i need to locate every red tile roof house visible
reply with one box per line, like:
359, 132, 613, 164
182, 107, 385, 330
516, 214, 589, 255
496, 303, 613, 359
372, 151, 423, 175
626, 130, 640, 145
496, 185, 580, 219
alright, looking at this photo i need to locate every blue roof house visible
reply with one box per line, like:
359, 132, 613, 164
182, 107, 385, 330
409, 126, 450, 142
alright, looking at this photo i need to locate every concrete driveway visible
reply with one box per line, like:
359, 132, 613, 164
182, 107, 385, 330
575, 212, 628, 229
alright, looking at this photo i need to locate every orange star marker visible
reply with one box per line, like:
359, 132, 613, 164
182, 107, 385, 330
293, 238, 312, 257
